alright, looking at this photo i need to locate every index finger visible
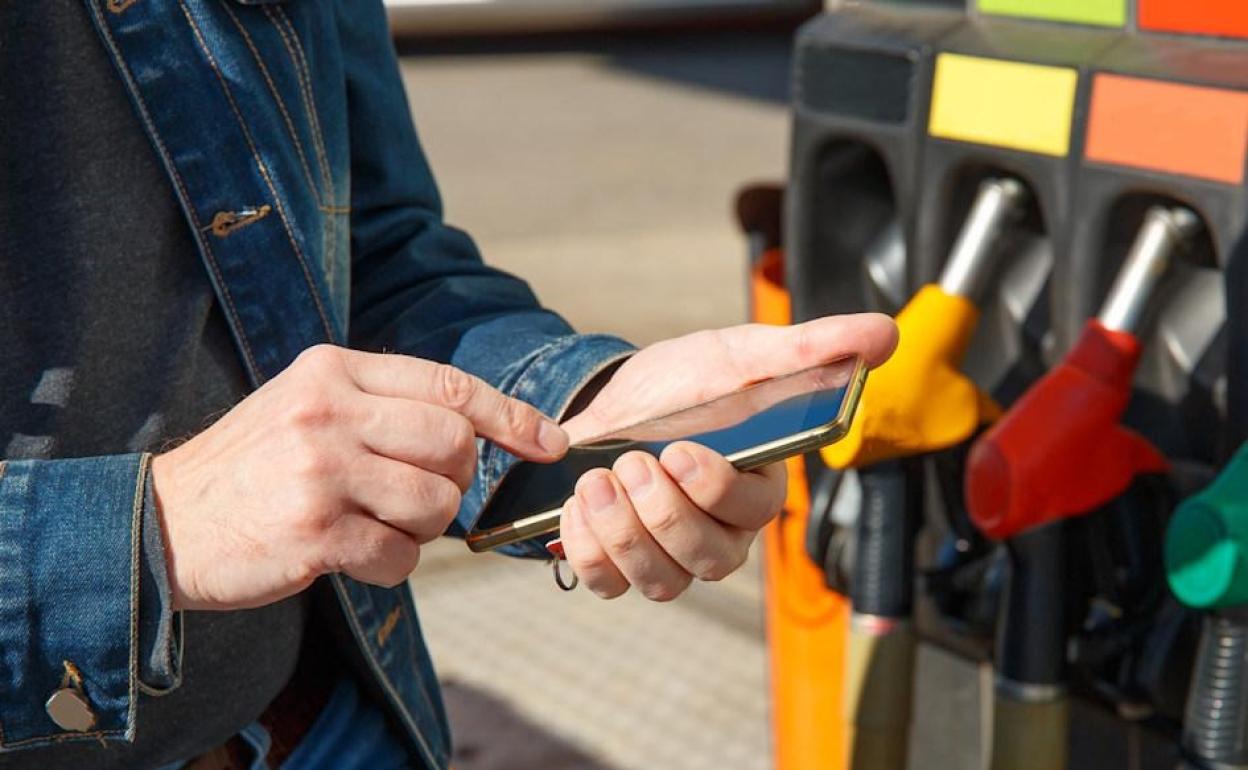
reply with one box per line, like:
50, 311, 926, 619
339, 350, 568, 461
725, 313, 899, 379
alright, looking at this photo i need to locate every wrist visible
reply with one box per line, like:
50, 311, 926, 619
149, 452, 193, 611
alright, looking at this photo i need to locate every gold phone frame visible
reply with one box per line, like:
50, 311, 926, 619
465, 357, 868, 553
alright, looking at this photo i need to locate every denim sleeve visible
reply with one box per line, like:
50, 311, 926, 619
136, 474, 181, 697
336, 0, 637, 557
0, 453, 161, 748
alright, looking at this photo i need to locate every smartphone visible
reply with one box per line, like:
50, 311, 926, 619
465, 355, 867, 552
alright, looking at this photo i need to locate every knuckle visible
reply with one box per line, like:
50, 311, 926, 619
383, 549, 421, 587
289, 493, 338, 541
295, 344, 343, 373
286, 388, 336, 430
568, 546, 614, 576
640, 502, 685, 541
284, 559, 321, 591
409, 474, 461, 537
601, 527, 644, 559
503, 401, 540, 439
442, 415, 476, 459
694, 553, 741, 583
431, 477, 463, 522
434, 364, 477, 410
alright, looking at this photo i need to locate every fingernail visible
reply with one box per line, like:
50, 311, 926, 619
615, 456, 653, 498
580, 473, 617, 513
663, 448, 699, 483
538, 420, 569, 455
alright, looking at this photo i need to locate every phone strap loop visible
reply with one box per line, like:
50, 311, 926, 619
546, 538, 579, 592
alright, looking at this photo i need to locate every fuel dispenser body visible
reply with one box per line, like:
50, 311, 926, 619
773, 1, 1248, 768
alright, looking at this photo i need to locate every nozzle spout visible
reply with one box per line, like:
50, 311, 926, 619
1096, 206, 1201, 334
937, 177, 1028, 302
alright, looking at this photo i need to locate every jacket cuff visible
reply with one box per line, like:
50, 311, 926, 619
452, 332, 636, 557
0, 454, 149, 749
136, 473, 182, 695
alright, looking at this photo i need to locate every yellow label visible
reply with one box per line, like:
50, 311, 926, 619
928, 54, 1078, 157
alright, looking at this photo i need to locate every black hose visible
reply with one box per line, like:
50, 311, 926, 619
998, 524, 1067, 687
850, 460, 920, 618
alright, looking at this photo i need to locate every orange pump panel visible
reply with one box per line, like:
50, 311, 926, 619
1138, 0, 1248, 40
753, 249, 851, 770
822, 284, 1000, 469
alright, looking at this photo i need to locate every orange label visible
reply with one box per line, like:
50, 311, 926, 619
1139, 0, 1248, 40
1084, 74, 1248, 185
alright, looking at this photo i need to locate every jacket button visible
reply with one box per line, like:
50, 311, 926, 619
45, 688, 96, 732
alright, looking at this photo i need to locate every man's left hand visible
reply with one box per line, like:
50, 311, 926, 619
558, 313, 898, 601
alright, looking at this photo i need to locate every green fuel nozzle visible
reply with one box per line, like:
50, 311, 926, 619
1166, 446, 1248, 769
1166, 445, 1248, 610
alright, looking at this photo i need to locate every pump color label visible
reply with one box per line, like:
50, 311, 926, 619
978, 0, 1125, 27
928, 54, 1078, 157
1139, 0, 1248, 40
1085, 74, 1248, 184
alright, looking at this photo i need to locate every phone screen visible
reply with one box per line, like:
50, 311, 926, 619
469, 357, 862, 540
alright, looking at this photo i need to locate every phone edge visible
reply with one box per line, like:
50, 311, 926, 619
465, 357, 869, 553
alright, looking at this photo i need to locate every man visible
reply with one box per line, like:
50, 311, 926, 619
0, 1, 896, 768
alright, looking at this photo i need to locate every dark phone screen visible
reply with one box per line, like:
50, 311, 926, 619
471, 358, 859, 533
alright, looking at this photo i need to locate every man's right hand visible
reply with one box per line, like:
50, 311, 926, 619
150, 344, 568, 611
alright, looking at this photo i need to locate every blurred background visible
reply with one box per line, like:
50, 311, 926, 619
396, 6, 806, 769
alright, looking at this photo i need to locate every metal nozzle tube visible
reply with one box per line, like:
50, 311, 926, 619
1097, 206, 1201, 334
938, 177, 1028, 302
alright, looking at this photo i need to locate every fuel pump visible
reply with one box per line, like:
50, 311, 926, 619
1166, 443, 1248, 769
966, 206, 1201, 770
823, 177, 1027, 769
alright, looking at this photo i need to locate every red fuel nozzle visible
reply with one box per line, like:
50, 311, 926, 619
965, 319, 1168, 541
965, 205, 1200, 541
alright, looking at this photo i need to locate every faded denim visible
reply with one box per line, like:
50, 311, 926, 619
0, 1, 634, 767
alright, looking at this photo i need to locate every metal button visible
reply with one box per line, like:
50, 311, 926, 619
45, 688, 96, 732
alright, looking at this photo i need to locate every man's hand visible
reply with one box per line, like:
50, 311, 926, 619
558, 313, 898, 601
151, 345, 568, 611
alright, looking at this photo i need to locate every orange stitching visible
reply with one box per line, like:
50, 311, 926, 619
178, 0, 337, 344
330, 576, 440, 768
106, 0, 138, 14
0, 728, 126, 748
377, 605, 402, 647
268, 7, 335, 202
85, 1, 263, 382
125, 454, 151, 737
266, 6, 340, 278
217, 0, 323, 207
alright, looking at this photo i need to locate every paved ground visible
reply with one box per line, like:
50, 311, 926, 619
399, 30, 791, 770
396, 32, 794, 345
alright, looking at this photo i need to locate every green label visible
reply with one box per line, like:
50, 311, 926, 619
977, 0, 1126, 27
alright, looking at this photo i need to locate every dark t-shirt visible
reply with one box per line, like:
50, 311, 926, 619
0, 2, 305, 767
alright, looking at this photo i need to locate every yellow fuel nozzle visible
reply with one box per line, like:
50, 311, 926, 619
823, 177, 1026, 470
823, 285, 1000, 468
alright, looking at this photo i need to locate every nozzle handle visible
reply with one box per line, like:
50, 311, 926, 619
1167, 445, 1248, 610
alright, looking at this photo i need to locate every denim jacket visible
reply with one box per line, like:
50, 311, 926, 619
0, 1, 633, 766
